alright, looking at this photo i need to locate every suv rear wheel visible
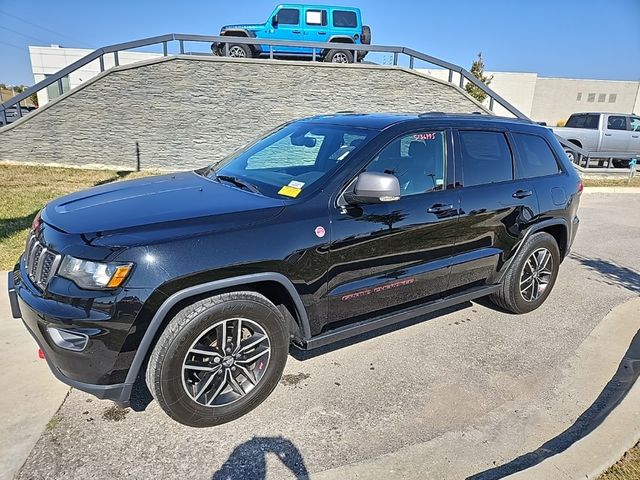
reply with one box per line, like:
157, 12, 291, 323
146, 291, 289, 427
490, 232, 560, 314
325, 49, 354, 63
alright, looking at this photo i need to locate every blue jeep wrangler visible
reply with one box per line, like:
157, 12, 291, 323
211, 4, 371, 63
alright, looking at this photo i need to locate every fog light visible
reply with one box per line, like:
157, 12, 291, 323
47, 327, 89, 352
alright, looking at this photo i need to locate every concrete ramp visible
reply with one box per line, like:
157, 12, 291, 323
0, 56, 487, 171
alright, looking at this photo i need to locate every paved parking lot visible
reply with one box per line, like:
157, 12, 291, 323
12, 192, 640, 480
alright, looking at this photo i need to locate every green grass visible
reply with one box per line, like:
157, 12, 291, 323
599, 442, 640, 480
0, 164, 153, 270
582, 176, 640, 187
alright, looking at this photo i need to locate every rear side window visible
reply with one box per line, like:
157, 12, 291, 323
607, 115, 627, 131
513, 133, 561, 178
305, 10, 327, 26
333, 10, 357, 27
630, 117, 640, 132
565, 114, 599, 129
459, 131, 513, 187
278, 8, 300, 25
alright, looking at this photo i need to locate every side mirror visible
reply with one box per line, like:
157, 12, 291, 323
344, 172, 400, 205
271, 15, 278, 27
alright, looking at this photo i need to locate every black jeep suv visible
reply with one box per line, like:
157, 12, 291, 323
8, 113, 581, 427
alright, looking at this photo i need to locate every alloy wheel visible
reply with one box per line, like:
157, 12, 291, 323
181, 318, 271, 407
228, 46, 246, 58
519, 247, 553, 302
332, 52, 349, 63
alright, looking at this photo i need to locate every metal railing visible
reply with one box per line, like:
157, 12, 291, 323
0, 33, 529, 125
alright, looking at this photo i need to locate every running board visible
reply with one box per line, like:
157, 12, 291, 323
302, 284, 500, 350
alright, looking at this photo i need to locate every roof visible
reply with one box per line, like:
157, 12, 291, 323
302, 112, 535, 130
278, 4, 360, 11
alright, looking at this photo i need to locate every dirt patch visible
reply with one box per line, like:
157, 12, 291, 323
102, 406, 129, 422
280, 372, 310, 388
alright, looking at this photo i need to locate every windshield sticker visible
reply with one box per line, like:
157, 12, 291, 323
414, 132, 437, 141
278, 185, 302, 198
288, 180, 305, 189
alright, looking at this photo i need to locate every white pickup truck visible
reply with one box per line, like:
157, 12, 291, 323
552, 112, 640, 167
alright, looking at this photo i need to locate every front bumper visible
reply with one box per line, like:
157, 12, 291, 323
8, 269, 135, 406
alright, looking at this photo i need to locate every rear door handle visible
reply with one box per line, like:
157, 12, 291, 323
512, 189, 533, 199
428, 203, 454, 213
292, 30, 302, 34
318, 31, 326, 35
604, 133, 612, 137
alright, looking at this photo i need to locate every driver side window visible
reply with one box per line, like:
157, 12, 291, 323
365, 131, 446, 196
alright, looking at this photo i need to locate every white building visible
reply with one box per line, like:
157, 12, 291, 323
30, 45, 640, 126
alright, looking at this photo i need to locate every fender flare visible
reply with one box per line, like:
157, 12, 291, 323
121, 272, 311, 393
496, 218, 569, 283
220, 29, 256, 38
327, 35, 355, 44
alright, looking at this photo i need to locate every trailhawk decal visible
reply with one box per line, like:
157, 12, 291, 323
341, 278, 415, 301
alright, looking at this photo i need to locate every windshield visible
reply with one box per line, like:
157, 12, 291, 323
208, 122, 375, 199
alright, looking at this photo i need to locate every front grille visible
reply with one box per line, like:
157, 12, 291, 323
24, 234, 62, 290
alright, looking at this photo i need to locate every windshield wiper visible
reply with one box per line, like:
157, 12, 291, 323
214, 174, 261, 194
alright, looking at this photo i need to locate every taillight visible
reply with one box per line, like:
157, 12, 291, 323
577, 180, 584, 194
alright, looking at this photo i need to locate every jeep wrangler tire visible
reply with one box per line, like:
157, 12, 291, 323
325, 49, 354, 63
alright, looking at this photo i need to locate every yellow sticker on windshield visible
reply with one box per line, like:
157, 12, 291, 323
278, 185, 302, 198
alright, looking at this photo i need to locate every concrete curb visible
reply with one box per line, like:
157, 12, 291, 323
506, 298, 640, 480
583, 186, 640, 194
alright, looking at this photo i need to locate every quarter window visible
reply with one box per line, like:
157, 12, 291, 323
607, 115, 627, 131
513, 133, 561, 178
630, 117, 640, 132
459, 131, 513, 187
278, 8, 299, 25
365, 131, 446, 196
332, 10, 357, 28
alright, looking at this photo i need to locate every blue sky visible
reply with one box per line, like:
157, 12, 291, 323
0, 0, 638, 86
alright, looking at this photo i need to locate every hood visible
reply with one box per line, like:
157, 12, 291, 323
221, 23, 262, 32
42, 172, 285, 236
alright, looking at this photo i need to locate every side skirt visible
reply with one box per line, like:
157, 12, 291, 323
301, 284, 500, 350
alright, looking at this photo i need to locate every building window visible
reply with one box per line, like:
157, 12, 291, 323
609, 94, 617, 103
45, 75, 70, 101
587, 93, 596, 103
576, 92, 582, 101
598, 93, 606, 103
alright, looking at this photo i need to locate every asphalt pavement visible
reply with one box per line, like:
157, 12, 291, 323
7, 192, 640, 480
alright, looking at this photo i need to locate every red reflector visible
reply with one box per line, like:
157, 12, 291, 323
38, 348, 45, 359
577, 181, 584, 193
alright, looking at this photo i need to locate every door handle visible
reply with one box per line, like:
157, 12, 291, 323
292, 30, 302, 34
512, 189, 533, 199
604, 133, 612, 137
318, 31, 326, 35
428, 203, 454, 214
632, 135, 639, 138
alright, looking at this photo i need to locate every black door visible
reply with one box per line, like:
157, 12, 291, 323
325, 128, 460, 328
448, 129, 539, 291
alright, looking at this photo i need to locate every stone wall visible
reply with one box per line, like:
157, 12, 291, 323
0, 56, 488, 171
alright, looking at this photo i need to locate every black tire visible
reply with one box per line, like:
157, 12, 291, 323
612, 159, 630, 168
324, 49, 354, 63
490, 232, 560, 314
146, 291, 289, 427
224, 43, 252, 59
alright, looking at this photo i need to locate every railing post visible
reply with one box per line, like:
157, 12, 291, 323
393, 52, 398, 65
99, 55, 104, 72
448, 70, 453, 83
179, 39, 184, 54
269, 45, 273, 59
489, 97, 494, 111
312, 48, 316, 62
163, 41, 168, 56
409, 55, 414, 69
114, 51, 119, 66
225, 43, 230, 56
14, 102, 22, 118
0, 108, 7, 125
459, 74, 464, 88
57, 78, 64, 96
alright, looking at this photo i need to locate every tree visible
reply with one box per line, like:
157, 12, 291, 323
465, 52, 494, 103
29, 92, 39, 107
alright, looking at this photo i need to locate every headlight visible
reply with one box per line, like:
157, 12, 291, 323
58, 256, 133, 290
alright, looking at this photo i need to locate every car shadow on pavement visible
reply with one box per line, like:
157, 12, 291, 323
291, 303, 470, 361
571, 253, 640, 294
211, 436, 309, 480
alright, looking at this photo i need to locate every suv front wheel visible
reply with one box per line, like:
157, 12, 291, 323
146, 291, 289, 427
490, 232, 560, 314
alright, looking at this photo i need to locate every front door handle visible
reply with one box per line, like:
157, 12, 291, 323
512, 189, 533, 199
318, 31, 326, 35
428, 203, 454, 214
292, 30, 302, 34
604, 133, 612, 137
